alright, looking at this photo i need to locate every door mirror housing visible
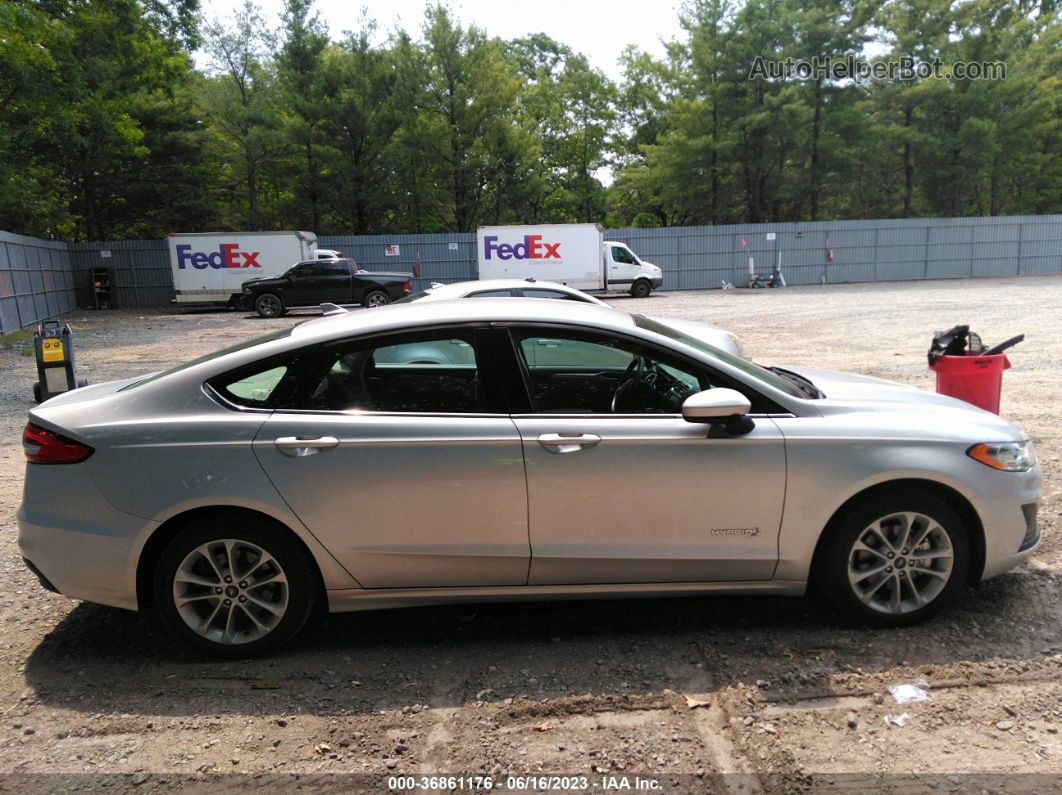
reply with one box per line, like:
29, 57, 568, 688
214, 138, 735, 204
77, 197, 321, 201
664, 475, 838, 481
682, 388, 755, 434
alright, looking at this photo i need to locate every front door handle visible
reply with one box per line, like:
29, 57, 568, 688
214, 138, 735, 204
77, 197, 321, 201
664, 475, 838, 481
537, 433, 601, 454
274, 436, 339, 456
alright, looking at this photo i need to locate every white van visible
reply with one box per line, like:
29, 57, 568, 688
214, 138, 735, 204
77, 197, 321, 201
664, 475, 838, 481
476, 224, 663, 297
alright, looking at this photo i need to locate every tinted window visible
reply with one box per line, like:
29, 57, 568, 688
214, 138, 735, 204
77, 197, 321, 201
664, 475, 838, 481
514, 330, 704, 414
319, 260, 351, 276
610, 246, 637, 264
393, 289, 432, 304
287, 262, 319, 278
468, 289, 515, 298
302, 331, 484, 413
215, 365, 289, 407
521, 289, 583, 301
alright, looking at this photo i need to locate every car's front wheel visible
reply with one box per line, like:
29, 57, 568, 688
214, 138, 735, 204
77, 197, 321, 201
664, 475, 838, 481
819, 491, 970, 627
154, 518, 319, 656
629, 280, 652, 298
254, 293, 285, 318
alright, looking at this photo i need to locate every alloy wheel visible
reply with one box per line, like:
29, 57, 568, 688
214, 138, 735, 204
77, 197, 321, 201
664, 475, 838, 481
366, 292, 388, 307
846, 511, 954, 615
172, 539, 289, 645
257, 295, 281, 316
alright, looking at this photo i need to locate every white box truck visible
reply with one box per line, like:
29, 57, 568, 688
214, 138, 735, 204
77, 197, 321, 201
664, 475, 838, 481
476, 223, 663, 297
168, 230, 323, 305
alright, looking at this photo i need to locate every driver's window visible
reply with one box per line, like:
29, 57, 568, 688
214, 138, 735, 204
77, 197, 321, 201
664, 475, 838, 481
610, 246, 636, 264
289, 263, 317, 278
515, 331, 703, 415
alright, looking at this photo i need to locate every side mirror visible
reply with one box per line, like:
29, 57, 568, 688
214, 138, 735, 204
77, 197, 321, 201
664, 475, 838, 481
682, 388, 755, 435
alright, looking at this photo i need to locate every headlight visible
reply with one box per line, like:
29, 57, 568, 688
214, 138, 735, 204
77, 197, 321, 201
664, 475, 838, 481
967, 441, 1037, 471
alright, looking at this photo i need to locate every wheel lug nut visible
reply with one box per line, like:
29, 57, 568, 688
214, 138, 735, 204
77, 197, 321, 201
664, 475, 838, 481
238, 596, 247, 603
239, 581, 247, 588
902, 548, 909, 555
886, 566, 893, 573
223, 599, 231, 606
214, 587, 223, 594
224, 576, 232, 583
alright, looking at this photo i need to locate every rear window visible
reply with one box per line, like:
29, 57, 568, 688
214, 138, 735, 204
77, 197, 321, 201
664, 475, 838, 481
393, 289, 433, 304
119, 327, 297, 391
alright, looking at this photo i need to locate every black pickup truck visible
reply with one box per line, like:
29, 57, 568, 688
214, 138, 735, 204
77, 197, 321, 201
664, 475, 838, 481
239, 258, 412, 317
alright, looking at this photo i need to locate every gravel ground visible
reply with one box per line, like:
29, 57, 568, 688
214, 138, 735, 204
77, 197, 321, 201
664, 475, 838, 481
0, 275, 1060, 792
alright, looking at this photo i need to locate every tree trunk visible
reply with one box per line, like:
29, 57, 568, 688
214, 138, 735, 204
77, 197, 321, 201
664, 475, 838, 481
809, 78, 823, 221
902, 104, 913, 216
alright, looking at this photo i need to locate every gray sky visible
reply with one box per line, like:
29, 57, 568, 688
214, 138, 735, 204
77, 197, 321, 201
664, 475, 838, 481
200, 0, 687, 81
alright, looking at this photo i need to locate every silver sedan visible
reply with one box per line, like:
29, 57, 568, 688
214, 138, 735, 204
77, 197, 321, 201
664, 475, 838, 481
18, 300, 1040, 656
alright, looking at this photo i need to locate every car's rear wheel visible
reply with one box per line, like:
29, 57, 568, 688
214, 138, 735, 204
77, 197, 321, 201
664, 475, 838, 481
254, 293, 285, 318
154, 518, 318, 657
363, 289, 390, 308
630, 280, 652, 298
820, 492, 969, 627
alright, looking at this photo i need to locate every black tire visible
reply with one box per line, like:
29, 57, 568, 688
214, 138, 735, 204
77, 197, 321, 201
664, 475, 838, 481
153, 517, 319, 657
630, 280, 652, 298
254, 293, 285, 318
362, 289, 390, 308
32, 382, 42, 404
818, 490, 970, 627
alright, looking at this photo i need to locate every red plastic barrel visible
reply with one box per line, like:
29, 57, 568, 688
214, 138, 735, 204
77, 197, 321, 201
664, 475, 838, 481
929, 353, 1010, 414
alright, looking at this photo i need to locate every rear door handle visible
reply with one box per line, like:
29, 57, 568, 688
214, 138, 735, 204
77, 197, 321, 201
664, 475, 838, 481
274, 436, 339, 456
537, 433, 601, 454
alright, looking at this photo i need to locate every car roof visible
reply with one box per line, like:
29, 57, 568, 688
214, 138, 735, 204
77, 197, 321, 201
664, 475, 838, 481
428, 279, 584, 295
290, 297, 634, 341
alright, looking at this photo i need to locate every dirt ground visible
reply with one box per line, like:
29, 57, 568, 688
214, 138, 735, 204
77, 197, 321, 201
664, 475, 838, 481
0, 275, 1060, 793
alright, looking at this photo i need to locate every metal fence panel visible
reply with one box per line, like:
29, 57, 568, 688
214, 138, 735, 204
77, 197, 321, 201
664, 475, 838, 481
1, 215, 1060, 334
0, 230, 74, 334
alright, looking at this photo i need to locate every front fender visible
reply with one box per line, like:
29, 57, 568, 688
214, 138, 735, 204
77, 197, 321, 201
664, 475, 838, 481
773, 433, 991, 582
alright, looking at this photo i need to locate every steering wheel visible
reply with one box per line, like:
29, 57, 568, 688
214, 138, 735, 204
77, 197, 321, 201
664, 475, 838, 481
610, 356, 647, 413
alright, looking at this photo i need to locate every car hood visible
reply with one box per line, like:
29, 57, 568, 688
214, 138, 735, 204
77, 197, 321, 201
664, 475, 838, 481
777, 364, 1026, 439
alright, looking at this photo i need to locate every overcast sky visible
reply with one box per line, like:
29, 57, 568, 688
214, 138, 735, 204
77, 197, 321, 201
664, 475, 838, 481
200, 0, 688, 81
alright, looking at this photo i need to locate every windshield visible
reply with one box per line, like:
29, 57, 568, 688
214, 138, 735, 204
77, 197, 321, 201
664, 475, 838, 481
633, 315, 804, 398
393, 289, 434, 304
119, 326, 298, 390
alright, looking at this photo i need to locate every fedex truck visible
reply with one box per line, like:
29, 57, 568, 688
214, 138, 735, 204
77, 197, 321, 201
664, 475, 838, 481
476, 223, 663, 297
168, 231, 324, 304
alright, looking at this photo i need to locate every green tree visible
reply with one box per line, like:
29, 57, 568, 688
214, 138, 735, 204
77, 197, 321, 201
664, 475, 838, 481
277, 0, 331, 230
394, 6, 535, 232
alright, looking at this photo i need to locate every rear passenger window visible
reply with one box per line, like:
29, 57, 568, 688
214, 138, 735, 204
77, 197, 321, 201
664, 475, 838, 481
211, 363, 295, 408
303, 331, 484, 413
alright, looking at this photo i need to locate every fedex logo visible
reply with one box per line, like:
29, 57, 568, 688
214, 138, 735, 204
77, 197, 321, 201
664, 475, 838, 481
483, 235, 561, 261
176, 243, 261, 269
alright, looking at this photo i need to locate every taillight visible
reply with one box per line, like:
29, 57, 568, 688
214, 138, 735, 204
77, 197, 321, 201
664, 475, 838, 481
403, 281, 411, 294
22, 423, 94, 464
